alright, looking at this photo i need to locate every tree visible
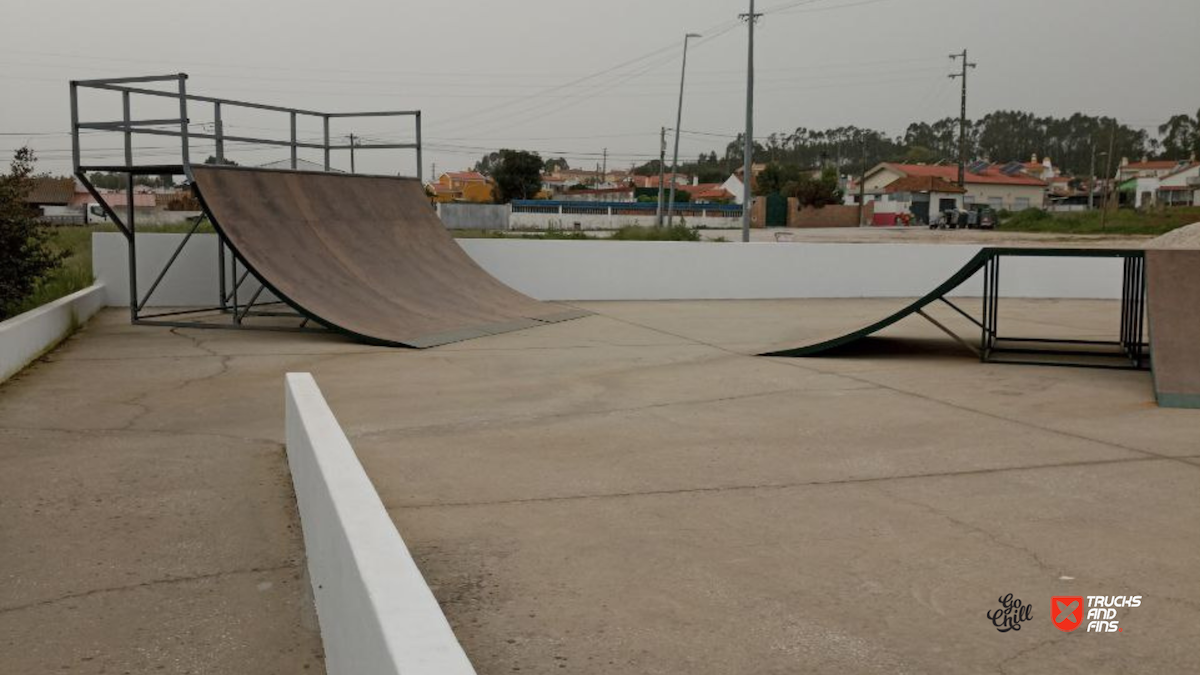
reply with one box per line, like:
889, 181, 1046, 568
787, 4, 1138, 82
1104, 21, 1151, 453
202, 155, 238, 166
0, 148, 65, 318
786, 167, 843, 208
490, 149, 544, 203
543, 157, 570, 173
754, 162, 800, 195
1159, 110, 1200, 159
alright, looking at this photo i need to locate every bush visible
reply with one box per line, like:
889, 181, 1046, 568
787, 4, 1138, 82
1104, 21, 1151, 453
610, 223, 700, 241
0, 148, 65, 319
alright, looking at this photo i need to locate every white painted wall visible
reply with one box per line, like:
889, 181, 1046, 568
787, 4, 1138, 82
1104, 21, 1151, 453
285, 373, 476, 675
458, 240, 1125, 301
94, 232, 276, 307
94, 233, 1126, 306
0, 284, 106, 382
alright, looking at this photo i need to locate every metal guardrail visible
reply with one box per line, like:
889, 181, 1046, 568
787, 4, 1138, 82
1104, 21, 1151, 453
67, 73, 423, 335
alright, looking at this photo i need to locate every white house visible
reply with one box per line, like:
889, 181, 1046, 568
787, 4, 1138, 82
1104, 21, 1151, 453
1155, 162, 1200, 207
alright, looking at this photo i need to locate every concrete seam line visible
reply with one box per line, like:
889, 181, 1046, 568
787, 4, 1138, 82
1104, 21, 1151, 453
0, 283, 106, 384
284, 372, 476, 675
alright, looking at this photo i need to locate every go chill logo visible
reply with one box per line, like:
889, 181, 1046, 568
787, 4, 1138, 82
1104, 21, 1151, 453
1052, 595, 1141, 633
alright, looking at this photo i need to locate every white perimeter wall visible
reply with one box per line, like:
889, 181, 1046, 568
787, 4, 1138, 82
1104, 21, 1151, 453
0, 284, 106, 382
94, 232, 1124, 305
285, 373, 476, 675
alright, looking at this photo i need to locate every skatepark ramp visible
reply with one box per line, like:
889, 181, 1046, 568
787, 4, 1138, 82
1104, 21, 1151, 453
760, 247, 1151, 370
68, 73, 586, 348
191, 166, 587, 348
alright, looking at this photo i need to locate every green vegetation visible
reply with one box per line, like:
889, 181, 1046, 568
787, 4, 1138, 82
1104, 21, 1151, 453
610, 223, 700, 241
1, 148, 66, 319
999, 207, 1200, 236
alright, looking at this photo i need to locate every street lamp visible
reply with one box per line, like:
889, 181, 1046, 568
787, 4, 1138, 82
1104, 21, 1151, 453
667, 32, 702, 228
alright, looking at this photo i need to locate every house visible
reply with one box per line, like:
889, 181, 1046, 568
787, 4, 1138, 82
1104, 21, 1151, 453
24, 177, 76, 218
1113, 158, 1193, 207
877, 175, 967, 224
860, 162, 1047, 211
628, 173, 691, 189
428, 171, 494, 204
1154, 162, 1200, 207
557, 186, 636, 202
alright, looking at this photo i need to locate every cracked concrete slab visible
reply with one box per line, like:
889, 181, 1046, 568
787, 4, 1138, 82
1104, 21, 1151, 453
3, 298, 1197, 675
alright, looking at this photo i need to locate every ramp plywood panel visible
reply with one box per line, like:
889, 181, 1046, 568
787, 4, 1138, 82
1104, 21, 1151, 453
1147, 249, 1200, 408
191, 166, 586, 348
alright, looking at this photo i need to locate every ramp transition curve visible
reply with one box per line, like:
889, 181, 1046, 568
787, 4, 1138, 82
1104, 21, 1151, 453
191, 166, 588, 348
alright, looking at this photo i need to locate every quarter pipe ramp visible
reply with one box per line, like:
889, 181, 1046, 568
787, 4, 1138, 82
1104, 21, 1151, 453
191, 166, 588, 348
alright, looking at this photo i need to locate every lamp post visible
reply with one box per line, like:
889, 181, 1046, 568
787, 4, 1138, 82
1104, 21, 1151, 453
667, 32, 702, 228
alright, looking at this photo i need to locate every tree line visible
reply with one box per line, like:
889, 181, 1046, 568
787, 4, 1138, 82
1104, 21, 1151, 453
639, 109, 1200, 181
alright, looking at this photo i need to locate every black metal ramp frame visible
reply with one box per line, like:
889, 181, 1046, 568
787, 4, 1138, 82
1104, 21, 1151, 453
69, 73, 422, 335
760, 247, 1150, 371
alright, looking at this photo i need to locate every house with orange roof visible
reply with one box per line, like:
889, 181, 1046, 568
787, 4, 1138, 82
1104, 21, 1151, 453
860, 162, 1047, 212
1153, 162, 1200, 207
428, 171, 494, 203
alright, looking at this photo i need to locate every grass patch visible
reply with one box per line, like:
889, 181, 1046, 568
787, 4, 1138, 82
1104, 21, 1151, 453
999, 207, 1200, 236
610, 224, 700, 241
6, 221, 207, 317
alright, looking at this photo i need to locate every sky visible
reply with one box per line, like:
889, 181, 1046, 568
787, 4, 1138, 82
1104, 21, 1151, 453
1, 0, 1198, 178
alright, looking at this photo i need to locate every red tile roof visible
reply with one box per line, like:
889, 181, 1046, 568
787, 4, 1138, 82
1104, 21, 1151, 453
1125, 160, 1183, 171
882, 163, 1046, 187
24, 177, 75, 205
445, 171, 487, 182
883, 175, 967, 194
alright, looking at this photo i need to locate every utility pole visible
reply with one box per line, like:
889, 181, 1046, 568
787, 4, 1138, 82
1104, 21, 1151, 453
858, 135, 868, 227
949, 49, 976, 188
668, 32, 702, 228
1101, 119, 1116, 230
1088, 144, 1096, 211
656, 126, 667, 226
740, 1, 762, 242
348, 133, 357, 173
602, 147, 607, 184
431, 162, 436, 181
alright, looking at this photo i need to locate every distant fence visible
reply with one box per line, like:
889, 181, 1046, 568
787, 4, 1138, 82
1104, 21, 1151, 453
436, 203, 508, 230
510, 200, 743, 230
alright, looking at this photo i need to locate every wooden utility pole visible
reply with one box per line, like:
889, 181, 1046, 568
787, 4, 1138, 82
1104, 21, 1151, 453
858, 136, 868, 226
740, 0, 762, 242
1101, 120, 1116, 230
949, 50, 977, 188
656, 127, 667, 226
348, 133, 357, 173
1088, 144, 1096, 210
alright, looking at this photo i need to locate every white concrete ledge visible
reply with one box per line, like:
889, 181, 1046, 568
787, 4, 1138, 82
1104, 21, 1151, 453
285, 373, 476, 675
0, 284, 106, 383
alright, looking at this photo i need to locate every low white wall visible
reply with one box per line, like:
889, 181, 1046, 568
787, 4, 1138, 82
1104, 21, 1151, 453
94, 232, 276, 307
94, 232, 1125, 305
0, 284, 107, 382
285, 373, 476, 675
458, 240, 1125, 301
511, 210, 742, 231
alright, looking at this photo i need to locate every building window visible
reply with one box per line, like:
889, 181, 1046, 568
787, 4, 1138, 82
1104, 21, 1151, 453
988, 196, 1004, 209
1014, 197, 1031, 211
964, 194, 975, 205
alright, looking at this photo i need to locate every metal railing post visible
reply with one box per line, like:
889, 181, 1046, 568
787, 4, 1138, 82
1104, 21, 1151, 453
415, 111, 423, 182
122, 90, 137, 322
290, 111, 298, 169
177, 74, 191, 179
214, 101, 224, 163
69, 82, 81, 173
323, 116, 331, 171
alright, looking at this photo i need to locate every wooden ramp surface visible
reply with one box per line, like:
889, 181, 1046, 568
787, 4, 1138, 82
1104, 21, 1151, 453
191, 166, 587, 348
1146, 248, 1200, 408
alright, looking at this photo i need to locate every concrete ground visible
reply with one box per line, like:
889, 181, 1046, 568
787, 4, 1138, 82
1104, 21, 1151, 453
2, 299, 1198, 674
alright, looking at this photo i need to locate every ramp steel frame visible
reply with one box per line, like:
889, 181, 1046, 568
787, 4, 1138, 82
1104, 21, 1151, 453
763, 247, 1150, 370
69, 73, 423, 334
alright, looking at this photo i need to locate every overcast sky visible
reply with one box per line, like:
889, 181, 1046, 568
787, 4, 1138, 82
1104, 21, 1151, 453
2, 0, 1198, 178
